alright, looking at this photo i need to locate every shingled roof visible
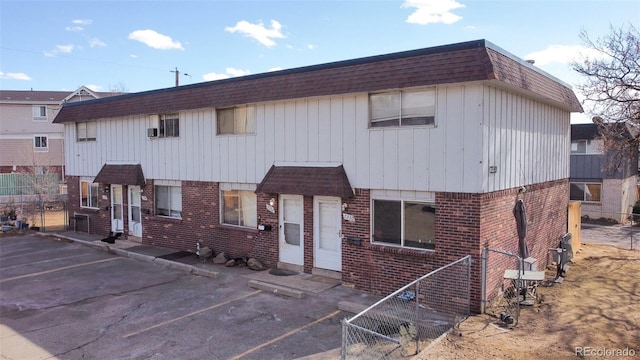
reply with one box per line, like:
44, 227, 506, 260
93, 164, 145, 186
53, 39, 582, 124
256, 165, 354, 198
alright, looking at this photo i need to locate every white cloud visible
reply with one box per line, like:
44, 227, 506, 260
225, 67, 251, 77
66, 26, 84, 32
524, 45, 604, 66
402, 0, 465, 25
57, 44, 74, 53
307, 44, 316, 50
128, 29, 184, 50
203, 67, 252, 81
225, 20, 285, 47
268, 67, 284, 72
202, 72, 230, 81
89, 37, 106, 47
73, 19, 92, 25
85, 84, 102, 91
44, 44, 74, 57
0, 71, 32, 81
130, 54, 138, 59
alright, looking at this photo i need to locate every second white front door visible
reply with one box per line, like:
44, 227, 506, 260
314, 197, 342, 271
128, 185, 142, 237
279, 195, 304, 266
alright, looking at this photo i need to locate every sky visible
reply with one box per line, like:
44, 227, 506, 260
1, 0, 638, 123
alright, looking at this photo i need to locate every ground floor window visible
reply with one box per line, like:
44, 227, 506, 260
80, 180, 99, 208
570, 182, 601, 202
372, 199, 435, 250
222, 190, 257, 228
155, 184, 182, 218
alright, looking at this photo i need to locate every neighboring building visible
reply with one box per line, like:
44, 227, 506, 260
53, 40, 582, 312
570, 122, 638, 223
0, 86, 119, 176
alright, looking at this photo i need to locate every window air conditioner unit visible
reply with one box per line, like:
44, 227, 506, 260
147, 128, 158, 137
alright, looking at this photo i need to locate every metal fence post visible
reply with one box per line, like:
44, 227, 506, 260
481, 247, 487, 313
341, 318, 346, 360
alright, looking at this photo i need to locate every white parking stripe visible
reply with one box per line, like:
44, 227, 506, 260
0, 257, 121, 283
123, 290, 263, 339
228, 309, 342, 360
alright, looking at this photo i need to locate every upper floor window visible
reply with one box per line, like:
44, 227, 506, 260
372, 199, 435, 250
570, 182, 601, 202
81, 180, 99, 208
34, 136, 48, 151
369, 89, 435, 128
571, 139, 600, 154
76, 122, 97, 142
160, 114, 180, 138
32, 105, 47, 120
221, 189, 257, 228
571, 140, 587, 153
155, 184, 182, 218
217, 106, 256, 135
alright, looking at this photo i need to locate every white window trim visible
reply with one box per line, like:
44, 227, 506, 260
76, 121, 97, 142
159, 113, 180, 138
154, 181, 182, 218
33, 135, 49, 152
369, 88, 436, 129
32, 105, 47, 121
220, 187, 257, 229
216, 105, 257, 135
80, 179, 99, 209
370, 196, 436, 251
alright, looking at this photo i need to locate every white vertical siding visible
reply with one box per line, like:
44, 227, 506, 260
65, 83, 571, 194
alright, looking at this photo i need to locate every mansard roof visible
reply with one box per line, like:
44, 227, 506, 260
54, 39, 583, 124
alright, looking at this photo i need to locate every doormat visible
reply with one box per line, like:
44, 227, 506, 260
157, 251, 193, 261
269, 268, 299, 276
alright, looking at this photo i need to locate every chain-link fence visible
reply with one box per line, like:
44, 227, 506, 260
481, 248, 524, 328
1, 199, 68, 233
341, 255, 471, 359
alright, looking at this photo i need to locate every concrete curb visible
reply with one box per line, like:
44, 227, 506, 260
191, 267, 220, 278
153, 257, 194, 273
43, 232, 220, 279
248, 279, 305, 298
127, 251, 157, 263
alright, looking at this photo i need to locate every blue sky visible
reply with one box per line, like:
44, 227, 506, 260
1, 0, 638, 122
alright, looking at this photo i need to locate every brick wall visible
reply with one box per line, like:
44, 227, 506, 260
253, 193, 279, 268
66, 176, 111, 234
143, 181, 259, 260
341, 180, 568, 313
66, 176, 568, 314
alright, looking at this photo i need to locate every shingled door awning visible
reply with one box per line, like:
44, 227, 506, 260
94, 164, 145, 186
256, 165, 354, 198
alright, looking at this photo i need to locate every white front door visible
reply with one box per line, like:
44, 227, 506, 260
128, 186, 142, 237
279, 195, 304, 266
110, 185, 124, 233
314, 197, 342, 271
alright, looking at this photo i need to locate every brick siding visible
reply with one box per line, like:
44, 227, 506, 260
67, 176, 568, 313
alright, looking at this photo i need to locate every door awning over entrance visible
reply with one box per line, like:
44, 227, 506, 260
94, 164, 145, 185
256, 165, 354, 198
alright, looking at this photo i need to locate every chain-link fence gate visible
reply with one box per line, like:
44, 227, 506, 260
341, 255, 471, 359
480, 248, 524, 327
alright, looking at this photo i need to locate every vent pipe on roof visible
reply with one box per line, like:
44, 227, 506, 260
526, 59, 535, 65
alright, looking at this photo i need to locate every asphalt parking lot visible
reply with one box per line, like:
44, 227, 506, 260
0, 234, 378, 360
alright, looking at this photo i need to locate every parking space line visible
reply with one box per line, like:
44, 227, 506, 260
0, 257, 121, 283
228, 309, 342, 360
123, 290, 262, 339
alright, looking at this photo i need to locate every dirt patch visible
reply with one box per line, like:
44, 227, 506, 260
420, 244, 640, 359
